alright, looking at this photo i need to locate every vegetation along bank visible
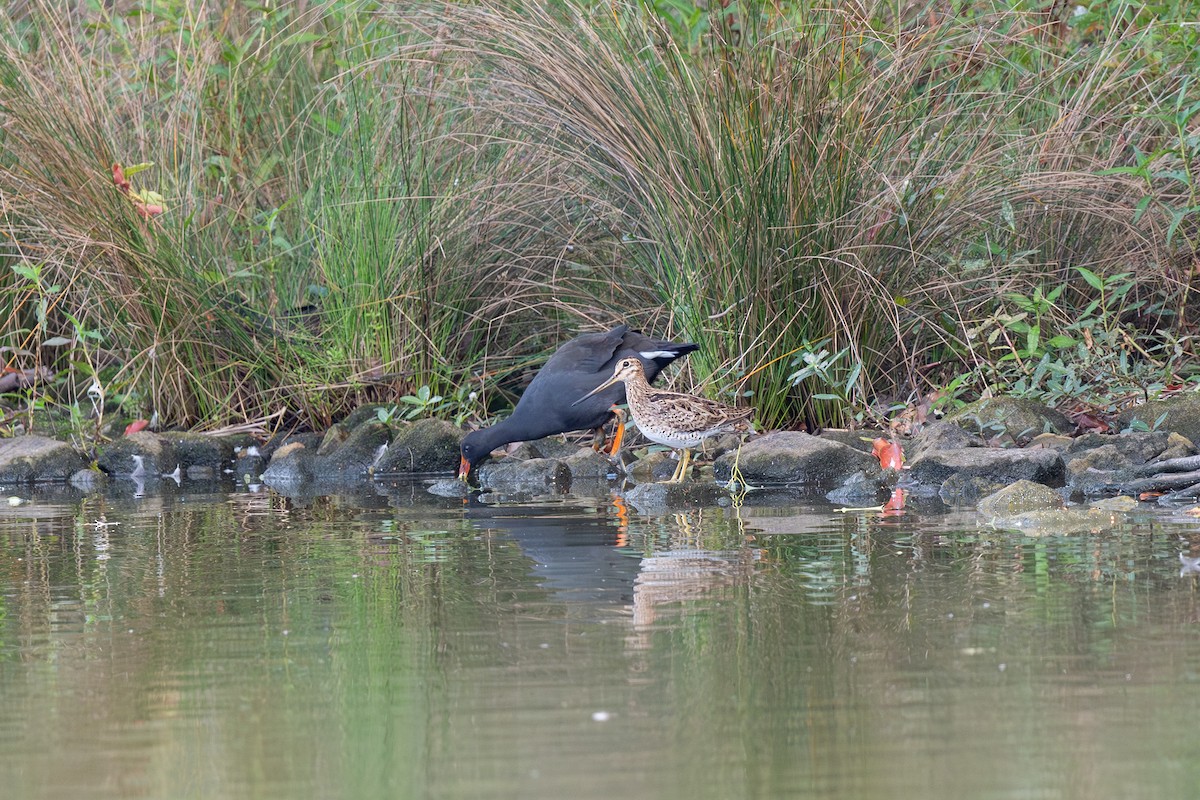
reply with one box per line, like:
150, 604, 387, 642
0, 2, 1197, 459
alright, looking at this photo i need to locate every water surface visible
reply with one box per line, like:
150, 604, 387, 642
2, 482, 1199, 799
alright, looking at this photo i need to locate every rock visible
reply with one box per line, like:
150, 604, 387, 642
623, 481, 733, 512
977, 479, 1065, 517
939, 474, 1006, 505
427, 478, 472, 498
562, 448, 617, 480
1027, 432, 1073, 452
908, 446, 1065, 489
475, 457, 570, 493
316, 423, 351, 456
69, 467, 107, 492
513, 437, 587, 461
375, 419, 462, 475
1067, 431, 1187, 465
185, 465, 217, 480
825, 471, 889, 504
626, 450, 677, 482
261, 442, 314, 484
816, 429, 884, 454
0, 435, 88, 483
158, 432, 238, 473
947, 398, 1073, 443
1116, 394, 1200, 444
317, 420, 392, 480
1090, 495, 1138, 512
712, 431, 874, 486
233, 445, 267, 483
260, 432, 323, 461
96, 431, 177, 477
1160, 432, 1197, 461
1065, 445, 1133, 495
343, 404, 392, 428
908, 421, 985, 461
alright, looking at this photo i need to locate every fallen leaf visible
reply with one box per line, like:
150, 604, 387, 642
125, 419, 150, 435
872, 438, 904, 470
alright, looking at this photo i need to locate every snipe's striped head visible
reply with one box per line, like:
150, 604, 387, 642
574, 357, 645, 406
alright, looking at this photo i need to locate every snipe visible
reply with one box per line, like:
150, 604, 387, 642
576, 357, 753, 483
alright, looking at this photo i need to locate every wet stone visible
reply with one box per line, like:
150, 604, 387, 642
96, 432, 177, 477
475, 458, 571, 493
563, 448, 618, 480
626, 450, 678, 482
938, 474, 1006, 506
427, 478, 472, 498
907, 446, 1065, 489
713, 431, 874, 486
0, 435, 88, 484
977, 479, 1065, 518
825, 471, 889, 505
376, 419, 462, 475
261, 442, 314, 484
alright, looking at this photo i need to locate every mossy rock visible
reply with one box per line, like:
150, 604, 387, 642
977, 479, 1065, 518
376, 419, 463, 475
1116, 395, 1200, 447
0, 435, 88, 483
947, 398, 1072, 442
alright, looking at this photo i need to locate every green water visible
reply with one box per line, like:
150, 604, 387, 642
2, 482, 1200, 799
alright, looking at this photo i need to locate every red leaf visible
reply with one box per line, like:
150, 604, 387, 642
125, 419, 150, 435
112, 163, 131, 194
872, 438, 904, 470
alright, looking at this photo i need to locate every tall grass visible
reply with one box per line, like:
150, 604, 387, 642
0, 0, 1195, 434
417, 1, 1194, 427
0, 1, 595, 429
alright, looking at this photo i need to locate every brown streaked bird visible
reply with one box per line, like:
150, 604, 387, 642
458, 326, 698, 480
575, 357, 754, 483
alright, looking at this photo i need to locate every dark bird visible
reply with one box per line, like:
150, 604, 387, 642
458, 325, 698, 479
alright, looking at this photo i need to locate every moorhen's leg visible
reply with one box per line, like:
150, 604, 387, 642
606, 406, 627, 456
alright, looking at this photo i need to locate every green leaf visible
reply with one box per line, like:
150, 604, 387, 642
42, 336, 73, 347
1166, 207, 1200, 246
1045, 335, 1076, 349
1076, 267, 1104, 290
1132, 195, 1153, 224
122, 161, 155, 178
845, 362, 862, 393
11, 264, 39, 283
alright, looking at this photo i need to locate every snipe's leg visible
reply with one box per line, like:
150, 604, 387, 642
668, 448, 692, 483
